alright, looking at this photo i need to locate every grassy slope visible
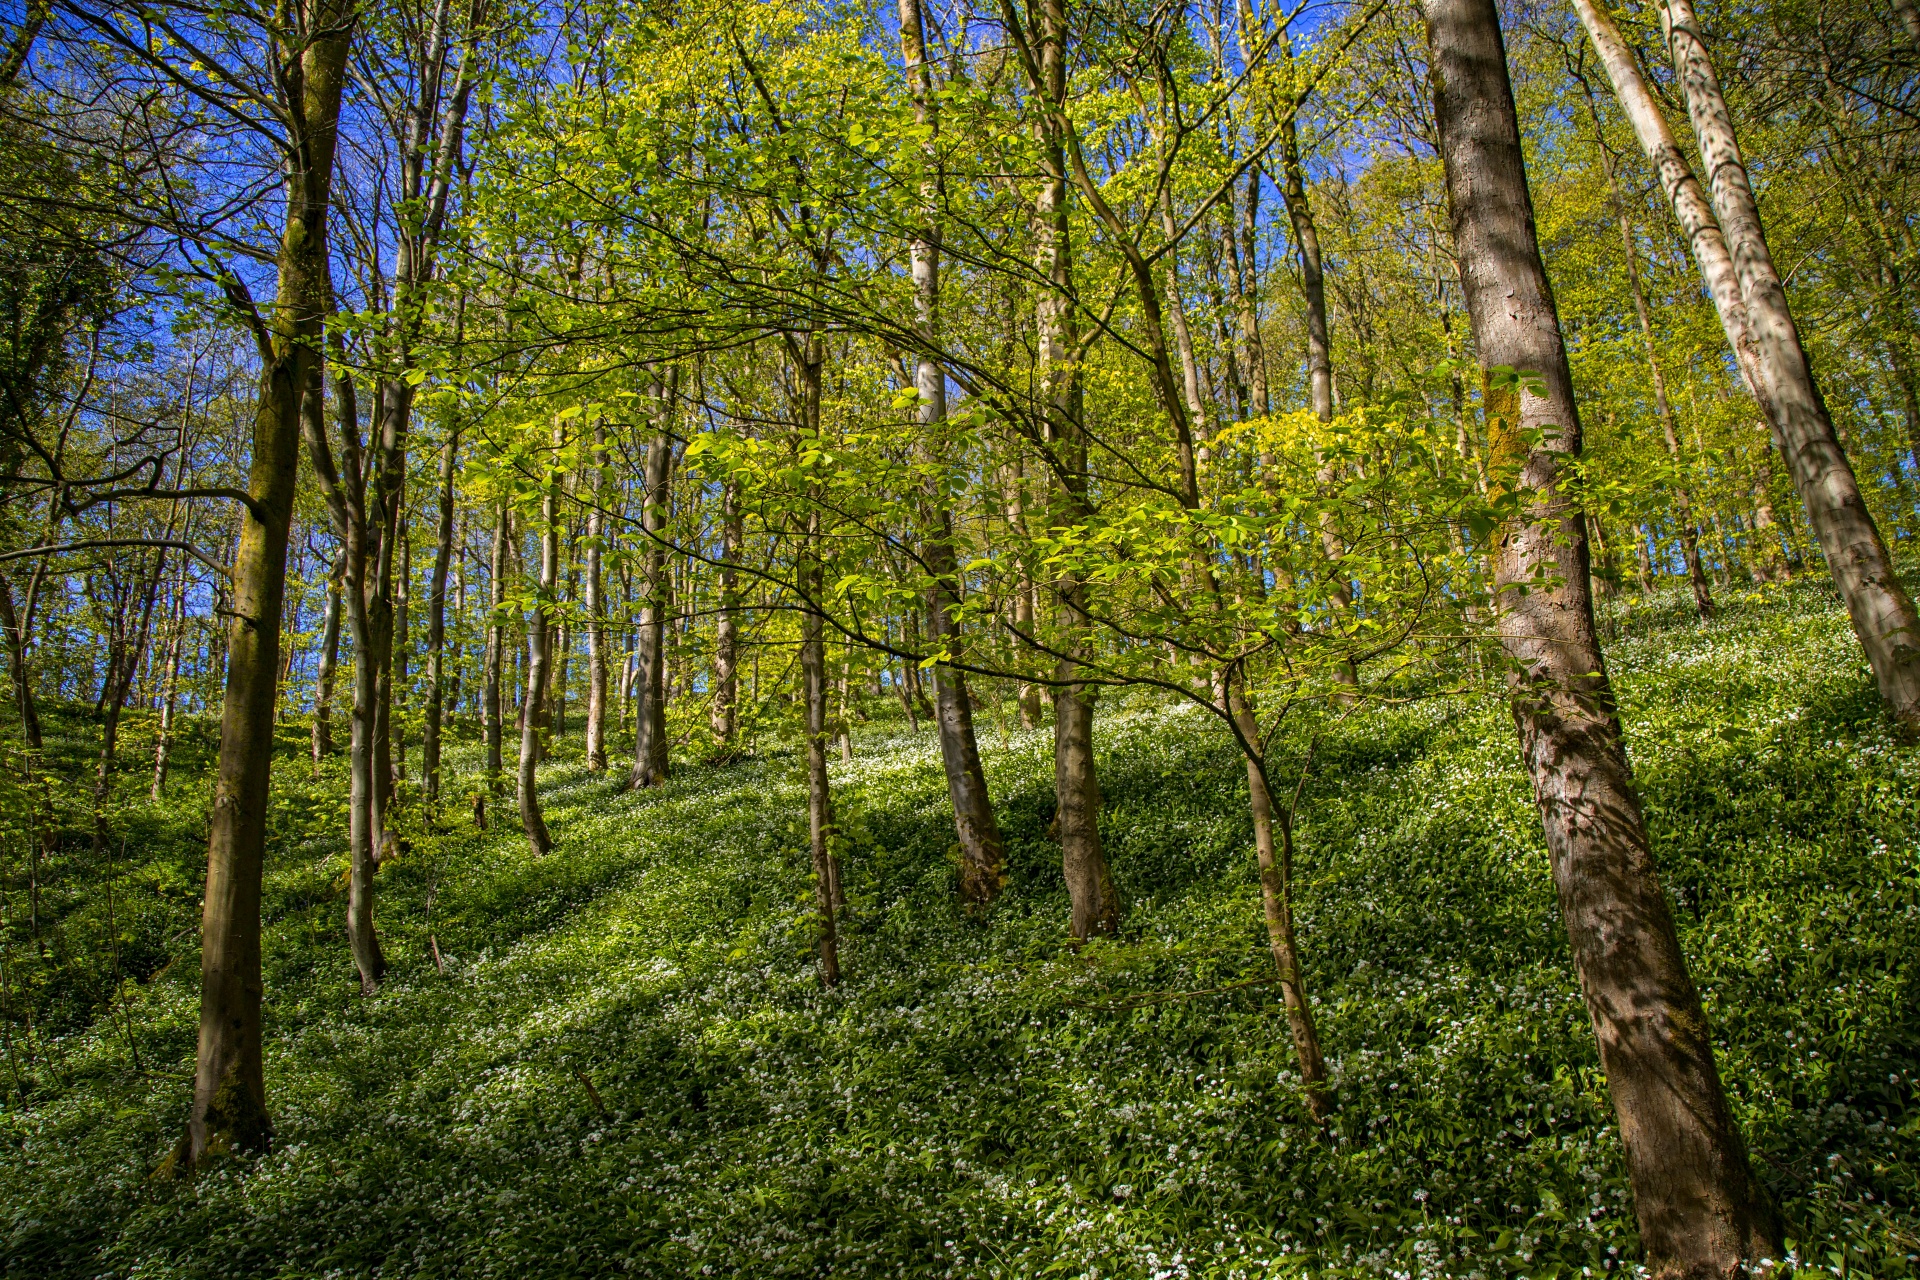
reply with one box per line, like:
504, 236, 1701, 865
1, 583, 1915, 1279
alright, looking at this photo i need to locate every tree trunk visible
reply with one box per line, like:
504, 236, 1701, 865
311, 550, 343, 774
182, 0, 353, 1172
423, 425, 458, 807
1278, 100, 1363, 697
709, 476, 741, 753
627, 405, 675, 790
902, 0, 1006, 907
518, 436, 558, 859
1025, 0, 1117, 940
1661, 0, 1919, 722
1582, 91, 1715, 619
1578, 0, 1919, 722
1427, 0, 1778, 1269
481, 501, 507, 828
585, 416, 610, 770
1230, 691, 1331, 1119
795, 339, 840, 985
152, 558, 190, 799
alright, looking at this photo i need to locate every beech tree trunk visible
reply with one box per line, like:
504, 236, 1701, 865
709, 476, 741, 753
1576, 0, 1920, 722
423, 424, 459, 806
1427, 0, 1777, 1269
1020, 0, 1117, 940
311, 550, 343, 774
628, 407, 675, 790
794, 338, 840, 985
518, 434, 558, 858
584, 416, 609, 770
152, 557, 190, 798
902, 0, 1006, 907
182, 0, 354, 1172
481, 500, 507, 827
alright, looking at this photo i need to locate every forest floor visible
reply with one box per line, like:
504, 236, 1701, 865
1, 579, 1916, 1279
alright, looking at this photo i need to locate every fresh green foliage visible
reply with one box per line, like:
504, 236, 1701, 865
1, 583, 1912, 1278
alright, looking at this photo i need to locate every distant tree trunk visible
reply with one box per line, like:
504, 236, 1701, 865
1001, 460, 1043, 728
423, 424, 458, 808
1750, 440, 1789, 581
153, 558, 190, 798
182, 0, 353, 1171
1581, 89, 1715, 619
311, 550, 343, 774
627, 403, 675, 790
584, 416, 610, 771
709, 476, 741, 753
1427, 0, 1778, 1268
518, 435, 558, 859
94, 548, 165, 856
1278, 98, 1362, 697
0, 574, 41, 752
482, 500, 508, 827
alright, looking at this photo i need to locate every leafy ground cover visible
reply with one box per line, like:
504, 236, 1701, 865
1, 580, 1915, 1278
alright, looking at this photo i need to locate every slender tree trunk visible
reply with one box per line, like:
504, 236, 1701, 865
794, 339, 840, 984
0, 575, 42, 752
1278, 100, 1363, 697
1428, 0, 1777, 1268
901, 0, 1006, 907
584, 416, 609, 770
1023, 0, 1117, 940
1230, 690, 1330, 1119
423, 425, 458, 807
1583, 93, 1715, 618
518, 435, 559, 858
481, 501, 507, 827
627, 405, 675, 790
709, 476, 741, 753
311, 551, 343, 774
153, 559, 190, 799
182, 0, 353, 1171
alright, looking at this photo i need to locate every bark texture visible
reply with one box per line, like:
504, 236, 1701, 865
1427, 0, 1777, 1269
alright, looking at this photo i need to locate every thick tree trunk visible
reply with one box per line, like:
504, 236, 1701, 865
1660, 0, 1919, 721
1578, 0, 1920, 722
627, 411, 675, 790
423, 426, 458, 806
1427, 0, 1777, 1269
584, 417, 609, 770
179, 5, 353, 1172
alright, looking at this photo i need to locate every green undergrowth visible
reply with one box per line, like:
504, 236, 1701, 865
1, 581, 1916, 1278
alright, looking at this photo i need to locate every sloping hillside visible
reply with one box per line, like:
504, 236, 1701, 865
2, 583, 1915, 1278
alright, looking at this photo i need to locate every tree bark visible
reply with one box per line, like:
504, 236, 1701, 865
709, 475, 741, 753
584, 415, 610, 770
1427, 0, 1777, 1268
153, 555, 191, 798
794, 338, 840, 984
627, 399, 675, 790
518, 432, 559, 858
481, 500, 507, 827
311, 549, 343, 774
182, 0, 354, 1172
423, 423, 459, 807
1576, 0, 1920, 722
902, 0, 1006, 907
